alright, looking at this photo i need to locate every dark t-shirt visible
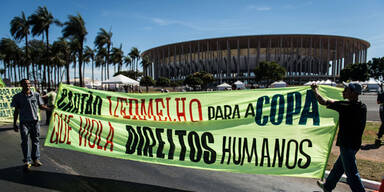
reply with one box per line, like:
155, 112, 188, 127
11, 91, 43, 122
327, 101, 366, 150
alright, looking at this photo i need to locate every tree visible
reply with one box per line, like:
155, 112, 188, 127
140, 55, 151, 76
0, 53, 5, 79
29, 6, 61, 88
194, 71, 213, 90
10, 11, 30, 79
254, 61, 286, 86
62, 13, 87, 87
368, 57, 384, 80
0, 38, 19, 84
170, 80, 183, 90
182, 71, 213, 90
111, 44, 123, 73
124, 55, 132, 71
50, 40, 66, 87
184, 74, 203, 90
114, 70, 142, 80
129, 47, 140, 78
83, 46, 94, 85
340, 63, 369, 82
156, 76, 170, 88
69, 38, 80, 85
54, 38, 72, 84
96, 47, 107, 81
94, 28, 112, 79
140, 76, 155, 92
29, 39, 45, 83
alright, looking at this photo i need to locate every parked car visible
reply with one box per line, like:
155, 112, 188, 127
363, 84, 380, 93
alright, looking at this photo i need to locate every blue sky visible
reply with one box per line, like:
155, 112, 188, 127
1, 0, 384, 80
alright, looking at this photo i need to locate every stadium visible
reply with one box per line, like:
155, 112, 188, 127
142, 34, 370, 83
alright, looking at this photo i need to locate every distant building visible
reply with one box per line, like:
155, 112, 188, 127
142, 34, 370, 83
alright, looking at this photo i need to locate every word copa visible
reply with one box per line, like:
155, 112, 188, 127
208, 90, 320, 126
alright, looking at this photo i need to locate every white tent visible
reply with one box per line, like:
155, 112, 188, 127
217, 82, 232, 90
70, 77, 92, 85
233, 80, 245, 89
102, 74, 139, 86
270, 81, 287, 88
85, 80, 102, 88
304, 81, 315, 86
304, 80, 336, 86
322, 79, 336, 86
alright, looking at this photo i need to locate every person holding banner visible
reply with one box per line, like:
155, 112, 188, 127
312, 82, 366, 192
11, 79, 50, 171
42, 88, 57, 125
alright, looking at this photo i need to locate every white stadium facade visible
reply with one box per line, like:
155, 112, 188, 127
142, 34, 370, 83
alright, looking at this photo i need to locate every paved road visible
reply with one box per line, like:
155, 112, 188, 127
1, 93, 379, 192
360, 92, 381, 121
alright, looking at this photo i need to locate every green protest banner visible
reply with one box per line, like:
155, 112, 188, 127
0, 87, 23, 124
45, 83, 343, 178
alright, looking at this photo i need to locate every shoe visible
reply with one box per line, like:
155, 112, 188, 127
33, 160, 43, 167
316, 180, 330, 192
375, 139, 382, 147
23, 162, 31, 171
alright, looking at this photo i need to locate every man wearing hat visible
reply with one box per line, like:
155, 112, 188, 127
312, 82, 366, 192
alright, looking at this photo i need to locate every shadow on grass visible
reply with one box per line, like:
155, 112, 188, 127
360, 143, 383, 150
0, 127, 14, 132
0, 166, 190, 192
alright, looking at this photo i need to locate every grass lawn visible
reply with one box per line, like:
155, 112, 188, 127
326, 121, 384, 182
362, 121, 381, 144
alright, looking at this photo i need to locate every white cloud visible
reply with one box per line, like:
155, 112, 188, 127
100, 10, 128, 18
246, 5, 271, 11
283, 1, 313, 9
136, 15, 251, 32
149, 17, 204, 30
152, 18, 169, 26
143, 26, 152, 30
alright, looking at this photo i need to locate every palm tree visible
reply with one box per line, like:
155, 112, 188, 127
0, 53, 5, 79
96, 47, 107, 81
69, 38, 80, 85
111, 44, 123, 73
0, 38, 19, 85
83, 46, 94, 84
94, 28, 112, 79
50, 40, 66, 87
62, 13, 87, 87
0, 68, 5, 79
29, 6, 61, 88
46, 38, 71, 84
124, 54, 132, 71
140, 55, 151, 76
10, 11, 31, 79
29, 39, 45, 84
15, 46, 24, 82
129, 47, 140, 79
